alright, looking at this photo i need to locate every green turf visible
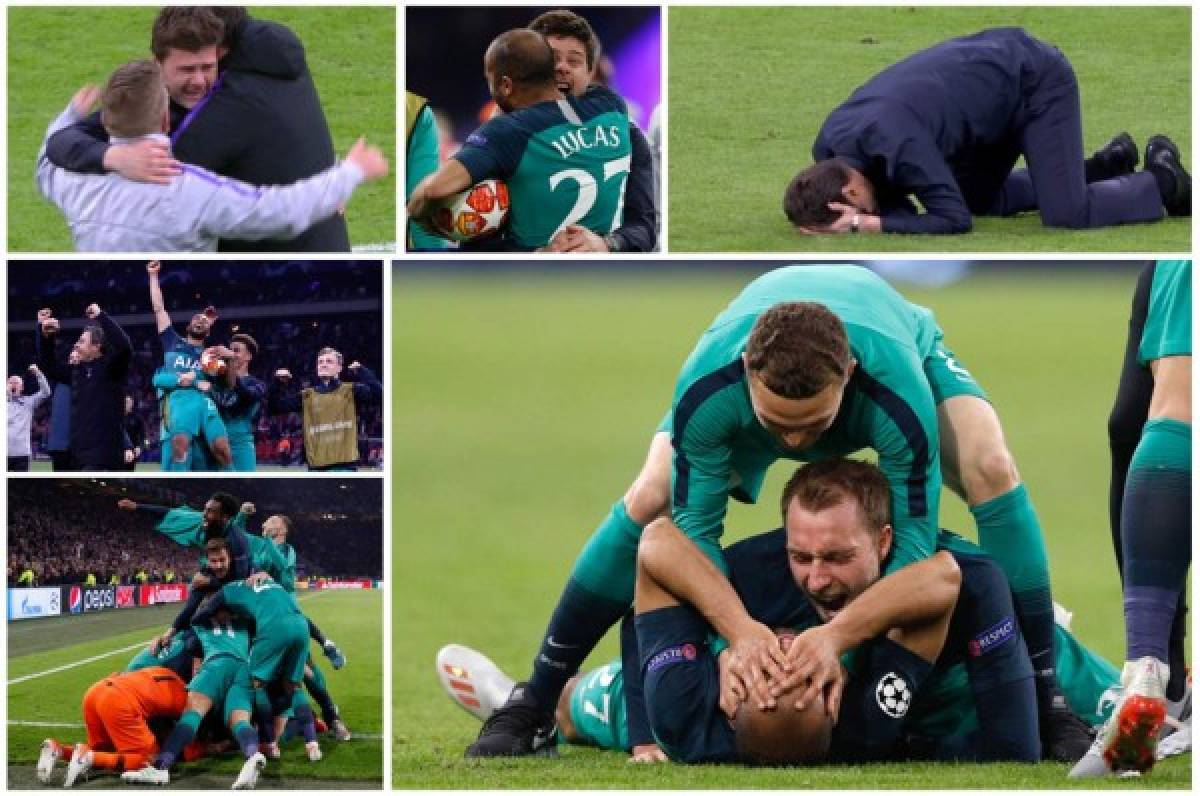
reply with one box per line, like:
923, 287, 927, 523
392, 265, 1190, 788
668, 7, 1191, 252
7, 6, 396, 252
8, 589, 383, 788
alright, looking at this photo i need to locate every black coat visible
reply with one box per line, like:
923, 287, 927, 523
44, 16, 349, 252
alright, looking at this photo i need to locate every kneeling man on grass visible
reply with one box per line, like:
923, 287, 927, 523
785, 28, 1190, 235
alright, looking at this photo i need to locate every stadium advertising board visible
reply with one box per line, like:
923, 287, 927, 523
116, 585, 137, 608
64, 585, 116, 614
316, 579, 374, 590
137, 583, 189, 606
8, 587, 62, 620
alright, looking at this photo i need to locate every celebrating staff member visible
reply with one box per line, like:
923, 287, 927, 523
268, 348, 382, 471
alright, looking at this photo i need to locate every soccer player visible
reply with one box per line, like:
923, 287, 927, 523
123, 540, 270, 788
36, 667, 187, 787
44, 7, 353, 253
35, 305, 131, 470
7, 364, 51, 471
784, 28, 1190, 234
471, 264, 1088, 761
36, 60, 389, 252
406, 29, 633, 251
1071, 260, 1192, 777
206, 334, 267, 472
147, 260, 233, 471
529, 10, 658, 254
263, 514, 353, 741
268, 348, 382, 471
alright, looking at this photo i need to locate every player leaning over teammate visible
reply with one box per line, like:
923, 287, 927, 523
407, 28, 633, 251
471, 265, 1091, 763
444, 460, 1123, 764
1072, 260, 1193, 777
268, 348, 382, 471
147, 260, 233, 471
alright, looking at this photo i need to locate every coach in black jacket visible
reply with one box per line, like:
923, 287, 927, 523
784, 28, 1190, 235
45, 7, 349, 252
36, 305, 132, 471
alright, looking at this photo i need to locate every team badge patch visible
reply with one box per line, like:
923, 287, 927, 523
647, 643, 698, 672
875, 672, 912, 718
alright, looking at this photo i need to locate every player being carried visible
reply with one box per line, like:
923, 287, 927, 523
146, 260, 232, 471
268, 348, 382, 471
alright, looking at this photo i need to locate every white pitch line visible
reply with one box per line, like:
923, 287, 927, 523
7, 641, 148, 686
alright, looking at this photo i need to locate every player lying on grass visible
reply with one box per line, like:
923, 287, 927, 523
473, 264, 1089, 762
43, 7, 353, 253
1072, 260, 1193, 778
268, 348, 382, 471
445, 460, 1127, 764
784, 28, 1190, 235
36, 58, 389, 252
36, 667, 188, 787
406, 29, 633, 252
147, 260, 233, 471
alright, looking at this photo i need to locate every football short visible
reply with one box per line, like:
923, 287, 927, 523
1140, 259, 1192, 364
190, 655, 254, 724
636, 605, 736, 764
82, 680, 158, 755
250, 616, 310, 685
162, 389, 228, 444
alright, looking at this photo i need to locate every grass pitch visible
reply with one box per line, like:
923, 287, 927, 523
7, 6, 396, 252
8, 589, 383, 789
668, 7, 1191, 252
393, 264, 1190, 788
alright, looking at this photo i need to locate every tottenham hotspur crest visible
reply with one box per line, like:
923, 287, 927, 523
875, 672, 912, 718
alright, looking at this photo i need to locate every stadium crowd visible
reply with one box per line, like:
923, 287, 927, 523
8, 479, 383, 587
7, 262, 383, 469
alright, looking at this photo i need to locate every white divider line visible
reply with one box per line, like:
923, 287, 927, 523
6, 721, 384, 741
7, 641, 147, 686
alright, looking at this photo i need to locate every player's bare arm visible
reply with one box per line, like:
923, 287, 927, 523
406, 159, 472, 220
146, 261, 171, 333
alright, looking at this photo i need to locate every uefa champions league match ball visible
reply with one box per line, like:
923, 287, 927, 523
429, 179, 510, 243
200, 350, 227, 377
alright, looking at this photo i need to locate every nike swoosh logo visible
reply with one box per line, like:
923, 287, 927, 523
546, 636, 579, 650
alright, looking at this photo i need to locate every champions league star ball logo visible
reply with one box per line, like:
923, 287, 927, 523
875, 672, 912, 718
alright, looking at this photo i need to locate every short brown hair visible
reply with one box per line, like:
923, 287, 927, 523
745, 301, 851, 399
207, 6, 248, 48
528, 9, 599, 69
783, 159, 853, 227
150, 7, 224, 61
102, 60, 168, 139
231, 333, 258, 358
317, 346, 343, 365
779, 459, 891, 537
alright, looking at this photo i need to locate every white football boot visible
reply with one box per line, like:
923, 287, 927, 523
305, 741, 323, 762
231, 752, 266, 790
120, 764, 170, 786
1069, 657, 1168, 778
62, 744, 93, 788
331, 717, 352, 741
436, 643, 517, 722
36, 739, 62, 784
